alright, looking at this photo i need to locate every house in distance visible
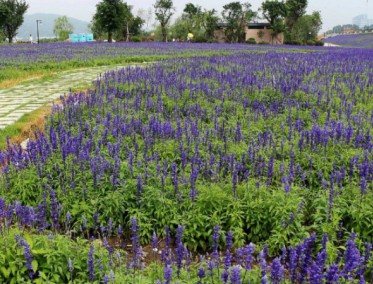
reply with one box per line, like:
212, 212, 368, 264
215, 22, 284, 44
68, 33, 94, 43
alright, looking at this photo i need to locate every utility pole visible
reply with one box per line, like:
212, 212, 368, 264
36, 20, 42, 44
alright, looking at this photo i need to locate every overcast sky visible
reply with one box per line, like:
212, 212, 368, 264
26, 0, 373, 32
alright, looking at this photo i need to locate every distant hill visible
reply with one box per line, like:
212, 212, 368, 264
323, 33, 373, 48
17, 13, 90, 40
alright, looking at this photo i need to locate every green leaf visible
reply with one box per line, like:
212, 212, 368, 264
1, 267, 10, 279
32, 260, 38, 272
40, 271, 48, 280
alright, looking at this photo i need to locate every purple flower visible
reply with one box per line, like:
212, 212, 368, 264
117, 225, 122, 237
163, 264, 173, 284
130, 217, 142, 269
212, 225, 220, 260
270, 258, 285, 284
197, 265, 206, 283
152, 232, 158, 251
230, 265, 242, 284
67, 257, 73, 277
258, 249, 268, 283
360, 177, 367, 194
175, 225, 185, 277
325, 264, 340, 283
15, 235, 34, 279
236, 243, 255, 270
343, 233, 361, 280
226, 231, 234, 250
88, 244, 95, 281
221, 269, 229, 283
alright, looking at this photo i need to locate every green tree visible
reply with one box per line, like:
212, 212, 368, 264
285, 0, 307, 42
93, 0, 126, 42
0, 0, 28, 43
222, 2, 255, 43
261, 0, 287, 43
53, 16, 74, 41
89, 18, 105, 40
182, 3, 202, 32
115, 3, 144, 41
154, 0, 175, 42
202, 9, 219, 41
0, 30, 5, 42
169, 17, 189, 40
291, 11, 322, 44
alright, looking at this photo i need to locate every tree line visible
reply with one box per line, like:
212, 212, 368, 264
326, 24, 373, 35
0, 0, 322, 45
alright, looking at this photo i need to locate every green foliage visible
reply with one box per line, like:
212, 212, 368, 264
53, 16, 74, 41
326, 24, 360, 35
89, 17, 106, 41
222, 1, 255, 43
169, 7, 219, 42
202, 9, 219, 41
93, 0, 127, 42
246, 37, 256, 44
0, 29, 5, 41
290, 11, 322, 44
114, 3, 144, 42
131, 35, 141, 42
154, 0, 175, 42
285, 0, 308, 43
0, 228, 113, 283
182, 3, 202, 32
0, 0, 28, 43
168, 17, 189, 41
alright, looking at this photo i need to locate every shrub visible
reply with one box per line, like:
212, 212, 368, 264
131, 36, 142, 42
246, 38, 256, 44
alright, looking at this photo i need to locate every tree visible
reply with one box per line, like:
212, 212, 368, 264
182, 3, 202, 32
285, 0, 307, 42
114, 3, 144, 42
0, 0, 28, 43
53, 16, 74, 41
261, 0, 287, 43
291, 11, 322, 44
89, 18, 105, 40
222, 2, 255, 43
202, 9, 219, 41
93, 0, 126, 42
154, 0, 175, 42
0, 30, 5, 42
169, 17, 189, 40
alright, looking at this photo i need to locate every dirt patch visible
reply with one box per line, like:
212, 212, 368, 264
8, 105, 51, 146
0, 73, 46, 89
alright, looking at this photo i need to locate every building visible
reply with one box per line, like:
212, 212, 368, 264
214, 22, 284, 44
352, 14, 373, 29
68, 33, 94, 43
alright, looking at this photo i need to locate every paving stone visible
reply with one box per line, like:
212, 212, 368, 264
0, 64, 139, 129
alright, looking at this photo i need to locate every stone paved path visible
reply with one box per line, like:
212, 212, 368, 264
0, 65, 130, 129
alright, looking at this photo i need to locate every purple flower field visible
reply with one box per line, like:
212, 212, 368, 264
0, 43, 373, 282
0, 42, 274, 70
323, 33, 373, 48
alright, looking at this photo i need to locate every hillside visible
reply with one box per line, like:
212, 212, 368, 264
323, 33, 373, 48
17, 13, 90, 40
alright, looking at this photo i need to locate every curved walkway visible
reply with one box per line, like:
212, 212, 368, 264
0, 64, 131, 129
